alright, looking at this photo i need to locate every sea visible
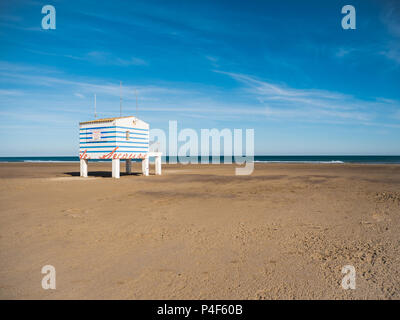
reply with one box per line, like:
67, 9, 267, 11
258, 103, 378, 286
0, 156, 399, 164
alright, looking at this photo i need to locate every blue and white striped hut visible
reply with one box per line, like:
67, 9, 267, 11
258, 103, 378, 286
79, 116, 161, 178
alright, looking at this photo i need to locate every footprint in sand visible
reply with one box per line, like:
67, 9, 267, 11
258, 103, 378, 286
62, 208, 88, 218
372, 211, 391, 223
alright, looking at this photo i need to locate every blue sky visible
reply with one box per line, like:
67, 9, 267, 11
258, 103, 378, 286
0, 0, 399, 156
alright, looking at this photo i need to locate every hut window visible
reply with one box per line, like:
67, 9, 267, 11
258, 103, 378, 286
126, 131, 130, 140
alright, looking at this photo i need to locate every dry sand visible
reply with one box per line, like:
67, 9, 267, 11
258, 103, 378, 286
0, 162, 399, 299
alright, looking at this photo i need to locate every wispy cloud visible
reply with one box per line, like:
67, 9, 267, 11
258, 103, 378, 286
214, 70, 400, 126
1, 61, 399, 129
332, 2, 400, 66
0, 62, 170, 99
381, 1, 400, 38
379, 43, 400, 64
25, 49, 148, 66
86, 51, 148, 66
335, 47, 356, 58
74, 92, 85, 98
0, 89, 24, 96
0, 14, 22, 23
379, 1, 400, 65
204, 55, 220, 68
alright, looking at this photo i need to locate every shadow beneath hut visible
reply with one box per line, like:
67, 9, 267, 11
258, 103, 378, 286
64, 171, 142, 178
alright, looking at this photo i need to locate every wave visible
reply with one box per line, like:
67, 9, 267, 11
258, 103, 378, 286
0, 156, 399, 164
22, 160, 80, 163
254, 160, 345, 164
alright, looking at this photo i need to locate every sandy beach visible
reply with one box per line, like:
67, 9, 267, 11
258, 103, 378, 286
0, 162, 399, 299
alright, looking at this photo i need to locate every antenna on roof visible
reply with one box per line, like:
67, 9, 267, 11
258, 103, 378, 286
135, 89, 138, 118
119, 81, 122, 117
94, 94, 97, 119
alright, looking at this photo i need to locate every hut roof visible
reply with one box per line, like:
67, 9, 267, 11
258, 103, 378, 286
79, 116, 135, 125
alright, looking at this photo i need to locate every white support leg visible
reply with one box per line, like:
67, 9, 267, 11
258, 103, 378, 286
155, 155, 162, 175
126, 159, 132, 174
80, 159, 88, 177
112, 159, 120, 179
142, 157, 149, 176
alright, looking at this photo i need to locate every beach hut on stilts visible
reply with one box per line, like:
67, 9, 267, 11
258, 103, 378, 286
79, 116, 162, 178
